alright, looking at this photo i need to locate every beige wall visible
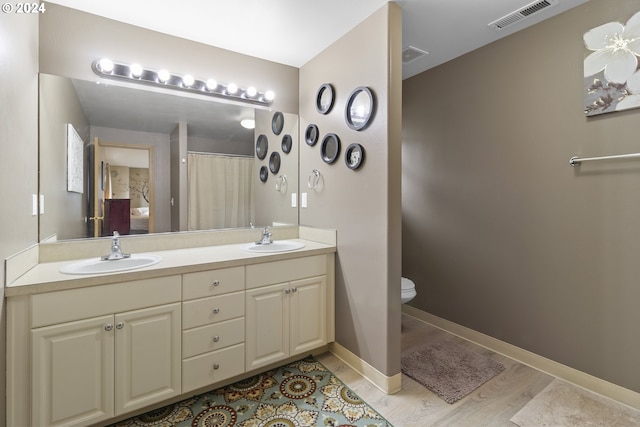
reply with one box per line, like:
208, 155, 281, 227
0, 11, 39, 426
403, 0, 640, 393
300, 3, 402, 376
39, 73, 90, 241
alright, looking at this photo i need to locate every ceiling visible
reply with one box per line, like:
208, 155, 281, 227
48, 0, 589, 80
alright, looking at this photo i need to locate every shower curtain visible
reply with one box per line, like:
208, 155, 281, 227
187, 153, 255, 230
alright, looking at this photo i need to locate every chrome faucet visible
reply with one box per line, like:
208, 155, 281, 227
256, 226, 273, 245
102, 231, 131, 260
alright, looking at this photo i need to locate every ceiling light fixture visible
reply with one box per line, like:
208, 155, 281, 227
91, 58, 275, 106
240, 119, 255, 129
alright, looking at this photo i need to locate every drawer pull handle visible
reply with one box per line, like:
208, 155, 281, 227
213, 336, 220, 343
115, 322, 125, 330
213, 363, 220, 370
212, 307, 220, 314
104, 324, 113, 331
212, 280, 220, 287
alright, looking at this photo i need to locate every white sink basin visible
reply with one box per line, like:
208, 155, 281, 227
241, 240, 305, 253
59, 254, 162, 275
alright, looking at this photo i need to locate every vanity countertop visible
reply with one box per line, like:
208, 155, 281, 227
6, 239, 335, 297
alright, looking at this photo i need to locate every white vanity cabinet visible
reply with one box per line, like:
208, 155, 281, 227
245, 255, 328, 370
26, 276, 182, 427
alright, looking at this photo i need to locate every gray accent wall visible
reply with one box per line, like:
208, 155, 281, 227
0, 11, 39, 425
300, 3, 402, 376
402, 0, 640, 393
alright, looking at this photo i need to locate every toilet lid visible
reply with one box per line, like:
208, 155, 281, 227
401, 277, 415, 291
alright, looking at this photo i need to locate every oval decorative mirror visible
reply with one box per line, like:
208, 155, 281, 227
320, 133, 341, 164
259, 165, 269, 182
256, 134, 268, 160
305, 124, 319, 146
269, 151, 281, 174
345, 86, 375, 131
316, 83, 335, 114
281, 134, 292, 154
271, 112, 284, 135
345, 143, 365, 170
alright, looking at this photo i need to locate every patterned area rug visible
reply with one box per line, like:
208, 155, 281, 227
401, 339, 505, 404
109, 356, 391, 427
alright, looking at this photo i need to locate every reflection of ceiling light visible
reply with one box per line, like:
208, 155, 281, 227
240, 119, 255, 129
91, 58, 274, 106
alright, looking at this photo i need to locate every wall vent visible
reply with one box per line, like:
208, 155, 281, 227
402, 45, 429, 64
488, 0, 557, 30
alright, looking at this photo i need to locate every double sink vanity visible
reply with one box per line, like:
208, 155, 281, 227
5, 226, 336, 427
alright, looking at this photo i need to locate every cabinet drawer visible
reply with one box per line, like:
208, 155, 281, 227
183, 266, 244, 300
246, 255, 327, 289
32, 276, 182, 328
182, 292, 244, 329
182, 343, 245, 393
183, 317, 245, 359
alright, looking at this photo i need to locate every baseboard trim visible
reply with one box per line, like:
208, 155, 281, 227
402, 305, 640, 410
328, 342, 402, 395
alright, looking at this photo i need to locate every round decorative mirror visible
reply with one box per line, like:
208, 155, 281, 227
256, 134, 268, 160
345, 143, 365, 170
271, 112, 284, 135
305, 124, 319, 146
259, 166, 269, 182
320, 133, 341, 164
316, 83, 335, 114
345, 86, 375, 131
269, 151, 281, 174
281, 134, 292, 154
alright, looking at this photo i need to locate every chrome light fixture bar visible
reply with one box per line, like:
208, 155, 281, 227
92, 58, 275, 106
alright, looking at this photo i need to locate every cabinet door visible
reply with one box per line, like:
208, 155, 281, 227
246, 283, 289, 370
290, 276, 327, 355
32, 315, 115, 427
115, 303, 181, 415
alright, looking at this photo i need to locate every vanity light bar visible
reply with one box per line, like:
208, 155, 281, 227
91, 59, 275, 106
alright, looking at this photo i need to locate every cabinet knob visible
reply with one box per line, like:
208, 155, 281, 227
213, 363, 220, 370
212, 280, 220, 287
285, 289, 291, 295
213, 336, 220, 343
104, 324, 113, 331
292, 287, 298, 293
116, 322, 124, 330
212, 307, 220, 314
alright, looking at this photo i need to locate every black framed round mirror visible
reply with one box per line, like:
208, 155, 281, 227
345, 86, 375, 131
269, 152, 281, 174
281, 134, 292, 154
259, 166, 269, 182
271, 112, 284, 135
305, 124, 319, 146
320, 133, 341, 164
256, 134, 268, 160
345, 143, 365, 170
316, 83, 335, 114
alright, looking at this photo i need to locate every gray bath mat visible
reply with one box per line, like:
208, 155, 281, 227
401, 339, 504, 404
511, 379, 640, 426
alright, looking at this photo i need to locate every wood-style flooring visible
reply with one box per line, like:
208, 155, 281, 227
317, 312, 556, 427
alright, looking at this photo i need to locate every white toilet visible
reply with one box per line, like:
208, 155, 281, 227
401, 277, 417, 304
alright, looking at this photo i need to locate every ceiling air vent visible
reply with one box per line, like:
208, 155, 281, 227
488, 0, 557, 30
402, 45, 429, 64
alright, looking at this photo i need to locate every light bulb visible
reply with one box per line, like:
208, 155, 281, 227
205, 79, 218, 91
246, 86, 257, 97
157, 69, 170, 83
130, 63, 143, 78
226, 83, 238, 94
182, 74, 195, 87
264, 90, 275, 102
98, 58, 114, 73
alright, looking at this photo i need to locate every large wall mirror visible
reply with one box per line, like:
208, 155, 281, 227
39, 73, 299, 243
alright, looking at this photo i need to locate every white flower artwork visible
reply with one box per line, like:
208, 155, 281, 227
584, 10, 640, 116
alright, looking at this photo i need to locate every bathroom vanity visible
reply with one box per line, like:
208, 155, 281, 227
5, 228, 336, 427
